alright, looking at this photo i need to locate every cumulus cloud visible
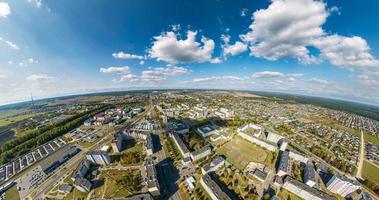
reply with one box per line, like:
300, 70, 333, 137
252, 71, 284, 78
26, 74, 55, 82
0, 2, 10, 18
221, 34, 247, 57
0, 37, 20, 50
112, 52, 145, 60
313, 35, 379, 68
184, 76, 245, 83
149, 30, 217, 64
100, 66, 131, 74
241, 0, 326, 64
240, 0, 379, 69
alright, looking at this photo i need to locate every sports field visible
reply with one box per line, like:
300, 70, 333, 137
217, 136, 270, 170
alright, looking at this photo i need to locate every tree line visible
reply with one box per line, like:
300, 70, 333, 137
0, 105, 110, 164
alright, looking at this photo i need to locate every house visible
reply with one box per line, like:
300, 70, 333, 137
283, 176, 336, 200
303, 162, 316, 187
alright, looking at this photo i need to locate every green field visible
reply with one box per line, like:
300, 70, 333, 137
4, 185, 20, 200
217, 136, 272, 170
364, 133, 379, 146
0, 113, 37, 126
91, 169, 141, 199
362, 160, 379, 184
277, 188, 302, 200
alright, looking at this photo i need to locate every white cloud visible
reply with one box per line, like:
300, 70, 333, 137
118, 74, 139, 82
313, 35, 379, 68
0, 37, 20, 50
240, 8, 248, 17
19, 58, 38, 67
139, 60, 145, 65
141, 66, 190, 81
241, 0, 326, 64
149, 30, 216, 64
112, 52, 144, 60
184, 76, 245, 83
0, 2, 10, 18
309, 78, 330, 85
240, 0, 379, 69
287, 73, 304, 77
221, 34, 247, 57
26, 74, 55, 82
252, 71, 284, 78
27, 0, 43, 8
100, 66, 131, 74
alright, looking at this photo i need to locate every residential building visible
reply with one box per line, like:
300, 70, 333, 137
252, 169, 267, 182
144, 159, 160, 197
86, 151, 111, 165
169, 131, 190, 158
326, 174, 360, 197
111, 134, 123, 153
283, 176, 336, 200
190, 146, 211, 161
74, 178, 92, 192
289, 151, 309, 164
200, 173, 232, 200
197, 124, 218, 138
238, 130, 276, 152
277, 151, 290, 176
72, 159, 91, 181
201, 156, 225, 175
303, 162, 316, 187
146, 134, 153, 155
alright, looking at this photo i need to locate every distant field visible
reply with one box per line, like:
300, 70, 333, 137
362, 160, 379, 184
0, 113, 37, 127
217, 136, 269, 170
364, 133, 379, 147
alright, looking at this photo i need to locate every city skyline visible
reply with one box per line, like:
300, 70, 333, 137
1, 0, 379, 105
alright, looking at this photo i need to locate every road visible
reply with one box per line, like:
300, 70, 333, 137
356, 129, 365, 179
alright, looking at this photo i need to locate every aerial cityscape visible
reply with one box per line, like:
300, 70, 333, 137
0, 0, 379, 200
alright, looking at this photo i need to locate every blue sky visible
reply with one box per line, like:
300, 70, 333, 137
1, 0, 379, 105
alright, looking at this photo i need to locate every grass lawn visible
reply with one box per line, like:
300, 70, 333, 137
63, 188, 88, 200
362, 160, 379, 184
91, 169, 141, 199
277, 188, 302, 200
0, 113, 38, 126
217, 136, 270, 170
4, 185, 20, 200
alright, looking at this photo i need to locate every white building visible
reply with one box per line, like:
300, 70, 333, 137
289, 151, 309, 163
86, 151, 111, 165
283, 176, 336, 200
326, 175, 360, 197
238, 131, 276, 152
